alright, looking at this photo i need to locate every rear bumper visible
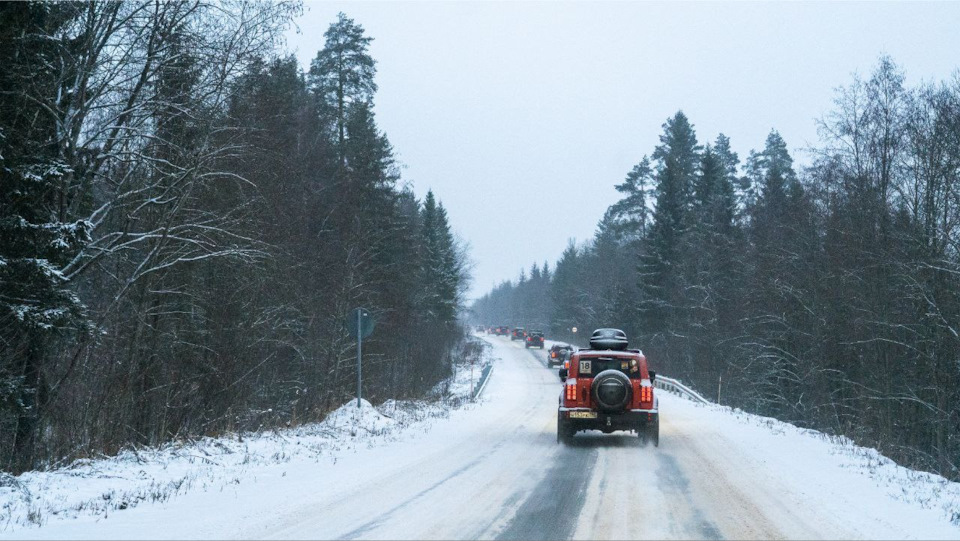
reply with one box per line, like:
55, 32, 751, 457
558, 407, 658, 432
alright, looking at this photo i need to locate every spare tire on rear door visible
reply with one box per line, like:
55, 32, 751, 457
591, 369, 632, 412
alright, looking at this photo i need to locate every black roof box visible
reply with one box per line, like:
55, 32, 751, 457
589, 328, 629, 350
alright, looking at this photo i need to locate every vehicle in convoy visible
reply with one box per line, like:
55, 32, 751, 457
525, 330, 545, 348
511, 327, 526, 341
497, 325, 509, 336
557, 328, 659, 446
476, 325, 486, 333
547, 343, 574, 366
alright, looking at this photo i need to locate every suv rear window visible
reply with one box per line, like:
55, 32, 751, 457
576, 356, 641, 378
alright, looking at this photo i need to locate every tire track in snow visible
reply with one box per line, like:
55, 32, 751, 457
340, 456, 487, 540
495, 445, 598, 540
653, 453, 723, 540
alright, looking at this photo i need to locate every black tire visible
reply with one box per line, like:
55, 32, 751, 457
557, 412, 573, 444
648, 415, 660, 447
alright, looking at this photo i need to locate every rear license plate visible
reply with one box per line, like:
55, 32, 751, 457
569, 411, 597, 419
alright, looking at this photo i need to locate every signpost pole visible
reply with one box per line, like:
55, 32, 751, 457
347, 307, 374, 410
357, 308, 362, 409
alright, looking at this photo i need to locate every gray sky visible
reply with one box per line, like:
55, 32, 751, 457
285, 1, 960, 301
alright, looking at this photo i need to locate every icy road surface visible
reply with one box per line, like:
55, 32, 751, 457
6, 335, 960, 540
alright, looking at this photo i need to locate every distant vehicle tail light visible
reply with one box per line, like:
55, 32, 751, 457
551, 352, 557, 358
563, 361, 569, 369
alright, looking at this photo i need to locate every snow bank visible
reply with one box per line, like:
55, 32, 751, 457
659, 388, 960, 530
0, 343, 492, 532
321, 398, 397, 436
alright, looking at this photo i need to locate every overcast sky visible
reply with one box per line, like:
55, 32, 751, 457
285, 1, 960, 301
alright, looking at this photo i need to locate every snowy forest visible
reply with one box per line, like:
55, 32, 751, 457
473, 58, 960, 480
0, 3, 468, 473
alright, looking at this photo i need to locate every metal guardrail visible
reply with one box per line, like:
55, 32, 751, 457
654, 375, 711, 405
473, 363, 494, 399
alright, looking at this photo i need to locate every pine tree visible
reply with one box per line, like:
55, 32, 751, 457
685, 141, 743, 395
309, 13, 377, 165
741, 130, 822, 419
0, 3, 92, 468
638, 112, 701, 345
751, 131, 799, 243
550, 242, 582, 340
608, 157, 653, 241
418, 191, 461, 326
344, 101, 398, 191
713, 134, 745, 222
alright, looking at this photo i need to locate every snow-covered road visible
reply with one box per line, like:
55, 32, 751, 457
6, 335, 960, 539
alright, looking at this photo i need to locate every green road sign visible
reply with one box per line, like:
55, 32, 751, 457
346, 308, 376, 340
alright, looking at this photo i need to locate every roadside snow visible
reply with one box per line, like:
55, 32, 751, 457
657, 388, 960, 535
0, 345, 492, 533
3, 332, 959, 539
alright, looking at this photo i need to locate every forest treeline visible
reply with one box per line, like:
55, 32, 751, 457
0, 3, 468, 473
473, 58, 960, 480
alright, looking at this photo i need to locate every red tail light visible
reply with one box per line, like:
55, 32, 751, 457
551, 352, 557, 358
640, 386, 652, 403
565, 382, 577, 401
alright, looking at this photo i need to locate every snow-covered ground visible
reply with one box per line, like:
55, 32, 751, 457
661, 390, 960, 535
0, 347, 492, 536
1, 333, 959, 539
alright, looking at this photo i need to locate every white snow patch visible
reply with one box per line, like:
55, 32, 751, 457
658, 387, 960, 533
0, 342, 493, 533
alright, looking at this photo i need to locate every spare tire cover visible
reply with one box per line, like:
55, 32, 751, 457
591, 369, 632, 412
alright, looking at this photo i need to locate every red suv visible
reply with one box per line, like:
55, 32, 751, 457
557, 328, 659, 446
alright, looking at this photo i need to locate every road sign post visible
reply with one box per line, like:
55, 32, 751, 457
357, 308, 362, 409
346, 308, 376, 409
